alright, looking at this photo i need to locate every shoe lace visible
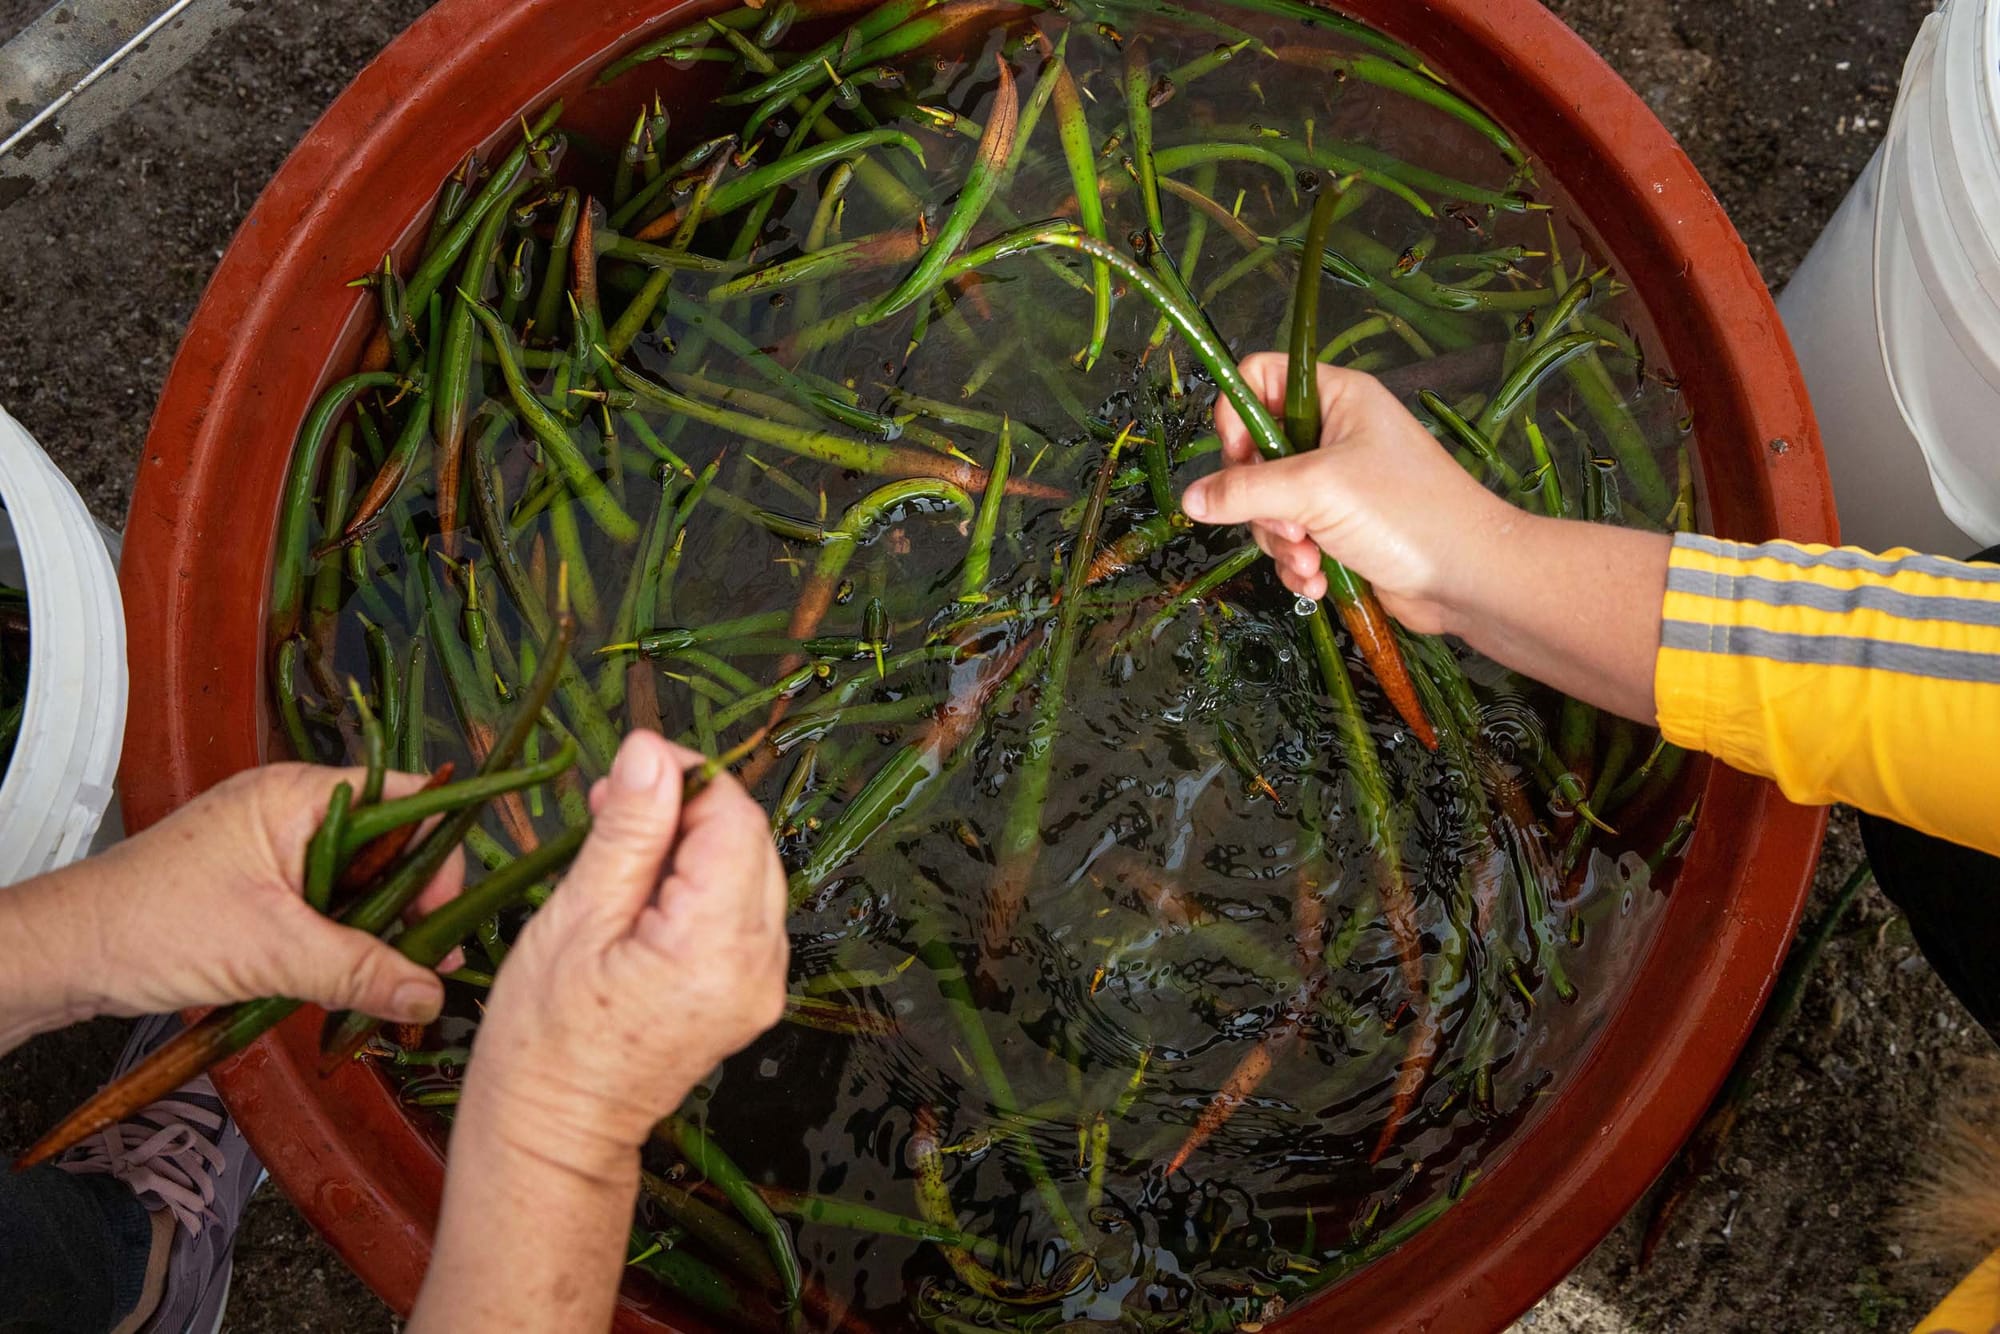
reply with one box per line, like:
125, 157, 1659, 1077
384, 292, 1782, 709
59, 1083, 228, 1235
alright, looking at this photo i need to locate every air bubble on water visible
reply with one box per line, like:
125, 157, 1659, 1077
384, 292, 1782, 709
1596, 849, 1653, 918
1292, 595, 1316, 617
1276, 647, 1293, 663
758, 1056, 781, 1079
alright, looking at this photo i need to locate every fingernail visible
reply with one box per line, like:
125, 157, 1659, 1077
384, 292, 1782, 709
612, 736, 665, 793
1182, 484, 1209, 520
391, 981, 440, 1023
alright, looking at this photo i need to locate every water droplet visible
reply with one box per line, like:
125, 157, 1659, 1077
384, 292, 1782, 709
1292, 595, 1316, 617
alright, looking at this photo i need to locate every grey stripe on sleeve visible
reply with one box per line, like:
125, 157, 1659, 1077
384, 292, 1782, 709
1674, 532, 2000, 583
1661, 620, 2000, 684
1665, 566, 2000, 627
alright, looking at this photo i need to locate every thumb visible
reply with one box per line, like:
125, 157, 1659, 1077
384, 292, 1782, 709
284, 911, 446, 1024
552, 731, 686, 929
1182, 452, 1329, 529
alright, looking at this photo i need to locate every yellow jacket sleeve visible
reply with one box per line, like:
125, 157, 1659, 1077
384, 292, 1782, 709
1653, 534, 2000, 858
1914, 1249, 2000, 1332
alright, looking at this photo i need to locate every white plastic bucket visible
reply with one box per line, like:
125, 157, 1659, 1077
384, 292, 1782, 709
1778, 0, 2000, 557
0, 404, 127, 885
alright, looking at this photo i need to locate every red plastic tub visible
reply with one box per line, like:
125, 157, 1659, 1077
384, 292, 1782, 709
118, 0, 1834, 1328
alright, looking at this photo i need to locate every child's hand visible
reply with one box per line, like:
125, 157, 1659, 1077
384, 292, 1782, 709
1182, 355, 1514, 636
461, 732, 788, 1179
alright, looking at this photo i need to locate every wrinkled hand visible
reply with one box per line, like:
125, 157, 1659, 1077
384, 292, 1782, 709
63, 765, 466, 1024
1182, 355, 1514, 635
462, 732, 788, 1175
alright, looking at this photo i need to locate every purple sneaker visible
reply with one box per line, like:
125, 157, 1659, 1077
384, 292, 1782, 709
55, 1012, 266, 1334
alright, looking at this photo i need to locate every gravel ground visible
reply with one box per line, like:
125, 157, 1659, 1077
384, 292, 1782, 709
0, 1, 1987, 1331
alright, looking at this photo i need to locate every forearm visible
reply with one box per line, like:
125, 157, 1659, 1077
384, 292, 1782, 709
409, 1085, 640, 1334
1652, 535, 2000, 855
1438, 509, 1671, 725
0, 866, 115, 1055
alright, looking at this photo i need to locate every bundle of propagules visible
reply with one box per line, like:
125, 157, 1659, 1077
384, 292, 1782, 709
35, 0, 1704, 1327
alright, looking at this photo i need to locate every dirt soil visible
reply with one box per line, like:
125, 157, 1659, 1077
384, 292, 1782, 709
0, 0, 1986, 1331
